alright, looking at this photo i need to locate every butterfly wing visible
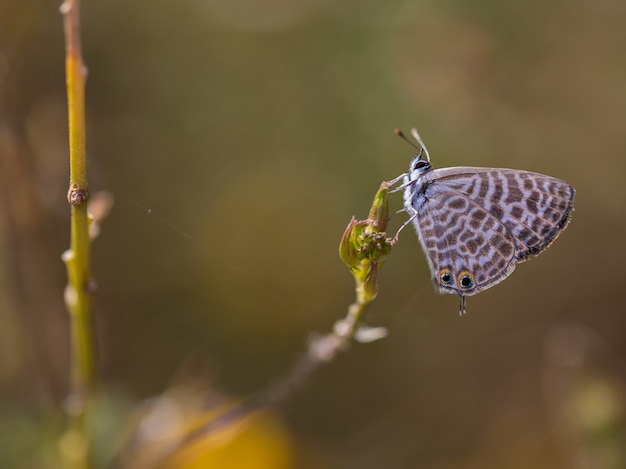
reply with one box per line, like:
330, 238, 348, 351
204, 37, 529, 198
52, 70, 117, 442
434, 168, 575, 261
409, 167, 574, 296
410, 182, 518, 296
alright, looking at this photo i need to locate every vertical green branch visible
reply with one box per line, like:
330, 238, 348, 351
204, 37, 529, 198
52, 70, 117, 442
60, 0, 95, 467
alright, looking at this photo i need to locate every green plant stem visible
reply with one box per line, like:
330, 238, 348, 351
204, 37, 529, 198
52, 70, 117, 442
155, 185, 394, 463
61, 0, 95, 467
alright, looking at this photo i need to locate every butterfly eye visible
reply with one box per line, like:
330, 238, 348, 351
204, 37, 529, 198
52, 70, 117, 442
412, 160, 429, 171
439, 270, 453, 285
458, 271, 474, 289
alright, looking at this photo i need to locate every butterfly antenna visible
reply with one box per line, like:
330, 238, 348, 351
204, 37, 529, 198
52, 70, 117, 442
394, 128, 420, 150
410, 128, 431, 162
394, 128, 430, 162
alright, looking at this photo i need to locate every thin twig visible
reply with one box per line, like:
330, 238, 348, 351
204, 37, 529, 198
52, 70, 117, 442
153, 183, 394, 465
60, 0, 95, 467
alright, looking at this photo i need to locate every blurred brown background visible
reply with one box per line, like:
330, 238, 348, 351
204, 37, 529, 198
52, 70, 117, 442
1, 0, 625, 467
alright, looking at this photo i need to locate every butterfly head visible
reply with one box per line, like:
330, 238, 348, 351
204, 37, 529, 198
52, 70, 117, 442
394, 128, 432, 181
408, 149, 432, 179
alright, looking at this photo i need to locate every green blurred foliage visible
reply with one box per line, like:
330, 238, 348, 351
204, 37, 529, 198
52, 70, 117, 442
1, 0, 625, 467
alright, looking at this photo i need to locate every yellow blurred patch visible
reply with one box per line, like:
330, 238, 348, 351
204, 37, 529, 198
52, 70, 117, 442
162, 405, 295, 469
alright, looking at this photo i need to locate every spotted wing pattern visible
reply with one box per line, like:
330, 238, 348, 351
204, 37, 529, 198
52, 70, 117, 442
408, 168, 574, 297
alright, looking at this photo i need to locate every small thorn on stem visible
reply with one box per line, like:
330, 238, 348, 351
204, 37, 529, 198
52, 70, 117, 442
59, 1, 71, 14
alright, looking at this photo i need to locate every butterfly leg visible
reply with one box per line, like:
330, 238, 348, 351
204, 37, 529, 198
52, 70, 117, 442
386, 174, 412, 194
391, 209, 418, 244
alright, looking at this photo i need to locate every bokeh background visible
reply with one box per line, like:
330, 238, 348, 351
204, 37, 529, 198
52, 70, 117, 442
1, 0, 625, 467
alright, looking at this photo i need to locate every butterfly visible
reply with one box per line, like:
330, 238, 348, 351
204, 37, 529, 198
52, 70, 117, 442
394, 129, 575, 314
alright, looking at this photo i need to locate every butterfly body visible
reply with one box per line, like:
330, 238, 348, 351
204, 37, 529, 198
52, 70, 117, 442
403, 154, 575, 305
